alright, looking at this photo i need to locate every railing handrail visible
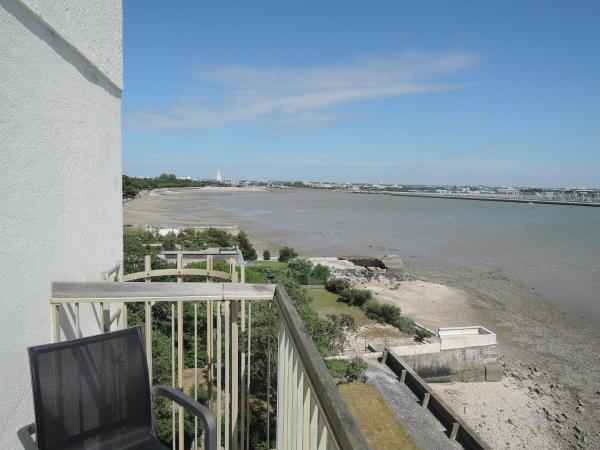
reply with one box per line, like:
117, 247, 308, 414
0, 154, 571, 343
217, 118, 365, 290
51, 281, 276, 303
123, 268, 232, 282
275, 285, 371, 449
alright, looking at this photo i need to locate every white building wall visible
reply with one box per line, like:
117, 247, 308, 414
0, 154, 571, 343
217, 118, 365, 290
0, 0, 123, 446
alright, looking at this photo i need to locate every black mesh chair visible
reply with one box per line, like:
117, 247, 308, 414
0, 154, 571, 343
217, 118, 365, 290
18, 327, 215, 450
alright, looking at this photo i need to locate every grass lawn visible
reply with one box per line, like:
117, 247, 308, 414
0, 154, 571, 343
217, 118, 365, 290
305, 287, 374, 326
340, 383, 421, 450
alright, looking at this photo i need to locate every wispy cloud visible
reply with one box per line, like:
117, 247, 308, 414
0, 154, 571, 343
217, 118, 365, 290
125, 51, 479, 130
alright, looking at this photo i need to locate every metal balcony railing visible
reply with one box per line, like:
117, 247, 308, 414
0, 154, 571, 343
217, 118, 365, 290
49, 258, 369, 450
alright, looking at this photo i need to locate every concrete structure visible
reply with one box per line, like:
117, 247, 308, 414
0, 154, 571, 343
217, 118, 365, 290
216, 169, 223, 183
438, 326, 496, 350
382, 349, 491, 450
0, 0, 123, 447
391, 326, 500, 382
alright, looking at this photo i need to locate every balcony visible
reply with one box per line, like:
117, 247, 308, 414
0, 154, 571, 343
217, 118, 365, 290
48, 255, 369, 450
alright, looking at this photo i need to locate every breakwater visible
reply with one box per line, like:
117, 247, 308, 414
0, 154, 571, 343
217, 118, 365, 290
354, 191, 600, 207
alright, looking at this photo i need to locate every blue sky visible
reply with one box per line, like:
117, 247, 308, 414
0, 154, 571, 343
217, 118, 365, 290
123, 1, 600, 187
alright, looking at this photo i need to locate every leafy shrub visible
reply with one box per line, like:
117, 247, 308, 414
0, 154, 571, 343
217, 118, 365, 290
237, 231, 257, 260
416, 327, 433, 341
326, 313, 356, 332
325, 357, 367, 384
263, 249, 271, 261
339, 313, 356, 331
288, 258, 313, 284
244, 267, 267, 283
363, 298, 382, 320
325, 359, 349, 380
363, 298, 418, 334
380, 304, 402, 324
339, 288, 372, 307
325, 277, 351, 294
345, 357, 367, 383
391, 315, 416, 335
278, 246, 298, 262
161, 231, 177, 251
309, 264, 331, 284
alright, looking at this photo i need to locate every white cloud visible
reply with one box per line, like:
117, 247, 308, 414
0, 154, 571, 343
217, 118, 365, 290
125, 51, 479, 129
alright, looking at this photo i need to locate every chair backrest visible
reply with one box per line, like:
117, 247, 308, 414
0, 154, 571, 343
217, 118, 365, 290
28, 327, 152, 450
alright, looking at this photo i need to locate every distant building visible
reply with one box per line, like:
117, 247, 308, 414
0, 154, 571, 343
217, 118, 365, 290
216, 169, 223, 183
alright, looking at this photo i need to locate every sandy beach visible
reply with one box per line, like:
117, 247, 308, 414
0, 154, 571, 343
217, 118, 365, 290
124, 187, 600, 448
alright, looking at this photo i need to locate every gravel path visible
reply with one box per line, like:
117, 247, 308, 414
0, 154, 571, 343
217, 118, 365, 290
366, 362, 460, 450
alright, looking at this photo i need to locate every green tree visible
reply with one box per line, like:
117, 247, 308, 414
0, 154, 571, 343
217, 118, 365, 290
287, 258, 313, 284
263, 249, 271, 261
237, 230, 257, 260
339, 288, 372, 307
202, 228, 234, 247
278, 246, 298, 262
162, 231, 177, 251
310, 264, 331, 284
325, 277, 351, 293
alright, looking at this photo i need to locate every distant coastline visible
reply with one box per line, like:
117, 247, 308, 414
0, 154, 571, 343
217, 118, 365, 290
353, 190, 600, 207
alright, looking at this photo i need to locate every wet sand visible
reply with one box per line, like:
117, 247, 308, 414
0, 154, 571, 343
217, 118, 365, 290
124, 187, 600, 448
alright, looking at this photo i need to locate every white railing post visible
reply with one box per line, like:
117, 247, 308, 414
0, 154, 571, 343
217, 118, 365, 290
276, 325, 286, 450
51, 304, 60, 343
177, 299, 184, 450
145, 301, 152, 384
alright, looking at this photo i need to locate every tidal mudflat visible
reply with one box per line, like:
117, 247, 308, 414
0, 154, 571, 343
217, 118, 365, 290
125, 187, 600, 447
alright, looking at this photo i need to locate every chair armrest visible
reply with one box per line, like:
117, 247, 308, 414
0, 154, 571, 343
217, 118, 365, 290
151, 385, 216, 450
17, 423, 38, 450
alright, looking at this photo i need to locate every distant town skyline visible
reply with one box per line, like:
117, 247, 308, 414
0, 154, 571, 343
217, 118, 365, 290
123, 1, 600, 187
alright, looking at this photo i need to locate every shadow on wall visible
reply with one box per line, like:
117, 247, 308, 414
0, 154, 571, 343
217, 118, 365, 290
58, 303, 105, 341
1, 0, 121, 98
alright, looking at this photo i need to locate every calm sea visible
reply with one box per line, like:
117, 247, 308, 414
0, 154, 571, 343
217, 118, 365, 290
204, 189, 600, 322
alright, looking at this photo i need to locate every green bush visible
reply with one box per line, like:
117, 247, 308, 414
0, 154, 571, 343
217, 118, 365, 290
363, 298, 418, 334
416, 327, 433, 341
278, 246, 298, 262
339, 288, 372, 307
325, 277, 351, 293
325, 359, 349, 380
244, 267, 267, 283
326, 313, 356, 332
325, 357, 367, 384
392, 316, 417, 335
309, 264, 331, 284
263, 249, 271, 261
339, 313, 356, 331
288, 258, 313, 284
237, 231, 257, 260
162, 231, 177, 251
380, 304, 402, 324
345, 357, 367, 383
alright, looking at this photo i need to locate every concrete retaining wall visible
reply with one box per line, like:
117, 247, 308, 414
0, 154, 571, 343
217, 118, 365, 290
396, 345, 499, 382
383, 349, 490, 450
